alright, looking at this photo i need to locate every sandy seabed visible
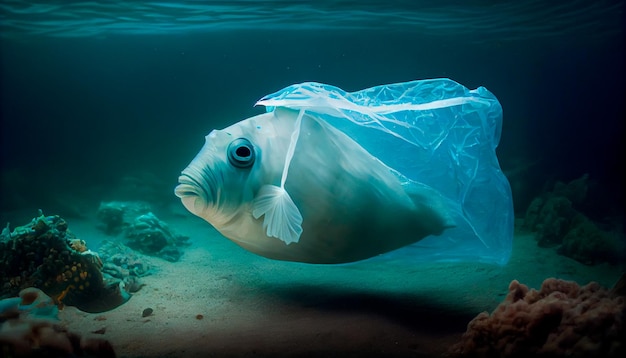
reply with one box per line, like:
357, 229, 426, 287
54, 213, 622, 358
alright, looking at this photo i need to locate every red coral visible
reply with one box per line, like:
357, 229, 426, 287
449, 277, 625, 357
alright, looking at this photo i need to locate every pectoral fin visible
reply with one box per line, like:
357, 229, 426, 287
252, 184, 303, 245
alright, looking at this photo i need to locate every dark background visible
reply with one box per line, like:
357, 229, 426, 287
1, 27, 624, 220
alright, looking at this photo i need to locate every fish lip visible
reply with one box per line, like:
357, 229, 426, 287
175, 173, 206, 199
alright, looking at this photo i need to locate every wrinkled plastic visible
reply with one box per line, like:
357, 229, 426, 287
257, 79, 513, 265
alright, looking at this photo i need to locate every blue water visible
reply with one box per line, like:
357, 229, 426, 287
0, 0, 622, 41
0, 2, 624, 357
1, 0, 624, 219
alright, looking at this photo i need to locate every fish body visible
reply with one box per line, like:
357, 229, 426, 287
176, 108, 453, 264
176, 79, 514, 265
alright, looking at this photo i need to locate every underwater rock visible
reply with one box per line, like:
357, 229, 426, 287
124, 212, 190, 262
551, 173, 590, 206
559, 214, 626, 265
99, 240, 152, 278
531, 196, 578, 247
522, 174, 625, 264
122, 276, 145, 294
96, 200, 152, 235
0, 287, 116, 357
96, 202, 190, 262
98, 240, 151, 293
522, 175, 591, 233
0, 212, 129, 313
449, 276, 625, 358
141, 307, 153, 318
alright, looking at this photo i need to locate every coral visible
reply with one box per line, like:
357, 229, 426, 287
522, 174, 625, 264
0, 222, 9, 240
121, 276, 145, 294
99, 240, 155, 280
98, 240, 152, 294
448, 276, 626, 358
96, 202, 189, 262
552, 173, 590, 205
522, 174, 589, 234
69, 239, 88, 253
560, 215, 626, 265
521, 197, 544, 232
0, 212, 129, 313
0, 287, 116, 357
534, 196, 577, 247
124, 212, 189, 262
96, 200, 152, 235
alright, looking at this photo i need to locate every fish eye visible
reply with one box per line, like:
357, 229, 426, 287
227, 138, 255, 168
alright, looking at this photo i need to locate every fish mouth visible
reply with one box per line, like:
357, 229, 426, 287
174, 173, 203, 198
175, 171, 213, 215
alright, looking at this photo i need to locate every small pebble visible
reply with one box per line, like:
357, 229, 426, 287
196, 314, 204, 320
142, 307, 153, 317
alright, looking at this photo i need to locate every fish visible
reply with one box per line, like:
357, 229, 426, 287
175, 80, 514, 265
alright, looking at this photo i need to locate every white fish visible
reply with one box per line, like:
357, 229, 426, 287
175, 107, 454, 264
176, 80, 514, 265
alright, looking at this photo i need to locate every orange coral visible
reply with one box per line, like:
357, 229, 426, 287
55, 284, 75, 306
